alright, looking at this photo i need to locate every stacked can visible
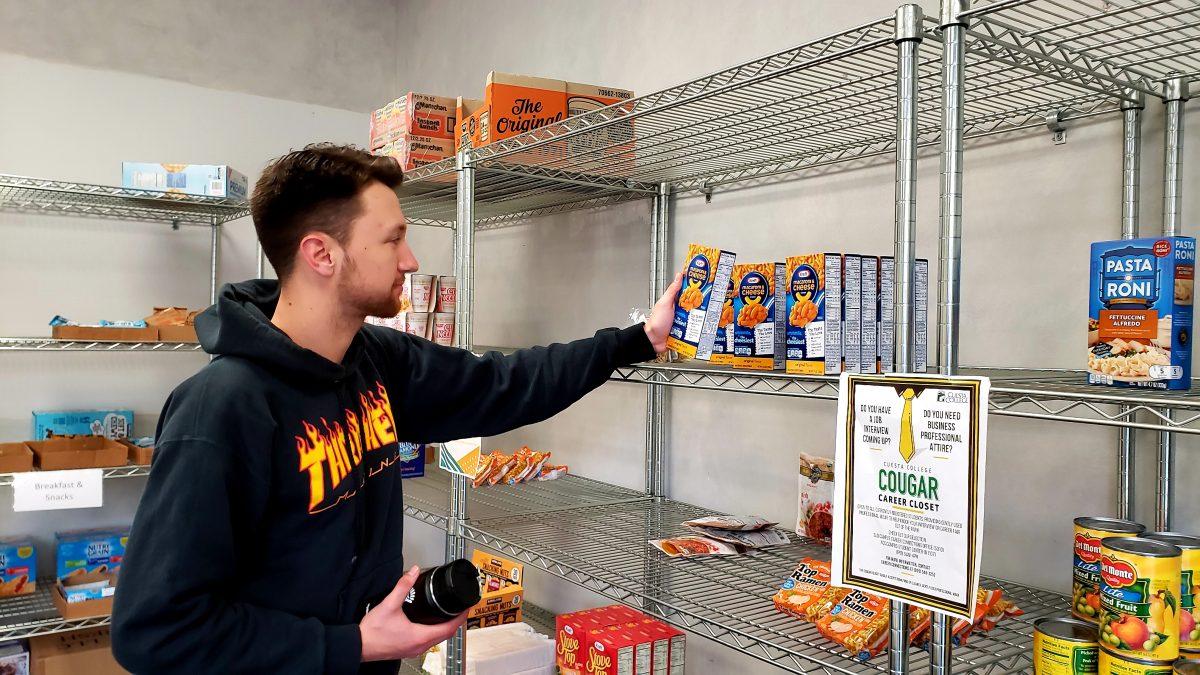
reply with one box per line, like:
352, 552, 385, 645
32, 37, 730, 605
1098, 537, 1183, 672
433, 276, 456, 346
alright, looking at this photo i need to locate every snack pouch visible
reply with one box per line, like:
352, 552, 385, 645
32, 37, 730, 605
797, 454, 835, 543
816, 589, 891, 659
772, 558, 833, 620
951, 588, 1003, 645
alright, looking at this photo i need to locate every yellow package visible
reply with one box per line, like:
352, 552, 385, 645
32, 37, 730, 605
773, 558, 836, 620
666, 244, 737, 360
816, 589, 891, 659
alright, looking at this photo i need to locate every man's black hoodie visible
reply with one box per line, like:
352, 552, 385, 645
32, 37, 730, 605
111, 279, 655, 674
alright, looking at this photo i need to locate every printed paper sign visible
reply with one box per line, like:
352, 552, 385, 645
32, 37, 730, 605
13, 469, 104, 511
438, 438, 483, 478
831, 373, 989, 619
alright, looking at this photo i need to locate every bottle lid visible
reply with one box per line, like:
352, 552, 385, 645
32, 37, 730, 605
432, 558, 482, 615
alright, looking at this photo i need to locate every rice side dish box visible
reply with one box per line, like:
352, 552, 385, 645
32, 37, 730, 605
732, 262, 786, 370
1088, 236, 1195, 389
667, 244, 736, 360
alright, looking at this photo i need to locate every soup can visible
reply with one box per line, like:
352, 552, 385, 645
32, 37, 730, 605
1174, 658, 1200, 674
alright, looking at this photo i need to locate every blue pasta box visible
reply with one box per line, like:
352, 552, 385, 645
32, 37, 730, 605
56, 528, 128, 602
32, 409, 133, 440
1089, 236, 1195, 390
121, 162, 249, 200
399, 442, 425, 479
0, 537, 36, 597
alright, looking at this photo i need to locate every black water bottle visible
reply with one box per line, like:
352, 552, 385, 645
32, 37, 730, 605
402, 558, 482, 625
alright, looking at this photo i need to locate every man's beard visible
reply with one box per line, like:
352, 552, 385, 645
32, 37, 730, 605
339, 254, 402, 319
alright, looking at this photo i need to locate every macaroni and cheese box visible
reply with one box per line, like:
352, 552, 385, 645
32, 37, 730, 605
0, 537, 36, 597
861, 257, 879, 374
710, 278, 736, 366
731, 262, 786, 370
56, 528, 127, 603
879, 257, 895, 373
785, 254, 842, 375
1088, 236, 1195, 389
667, 244, 736, 360
842, 255, 863, 373
484, 72, 567, 144
121, 163, 248, 199
32, 409, 133, 440
370, 92, 457, 149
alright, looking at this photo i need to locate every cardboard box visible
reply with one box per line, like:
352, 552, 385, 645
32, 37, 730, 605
0, 537, 36, 597
484, 72, 567, 144
1089, 237, 1195, 389
29, 436, 127, 470
666, 244, 737, 360
915, 258, 929, 374
32, 410, 133, 441
51, 582, 114, 620
586, 625, 640, 675
0, 442, 35, 473
730, 262, 785, 370
466, 585, 522, 624
156, 324, 198, 343
0, 641, 29, 675
784, 254, 842, 375
56, 528, 126, 603
861, 256, 879, 374
565, 81, 635, 154
121, 162, 248, 200
468, 550, 524, 629
29, 627, 126, 675
473, 549, 523, 587
456, 97, 486, 150
375, 134, 454, 171
116, 440, 153, 465
709, 278, 736, 366
369, 92, 457, 150
51, 325, 158, 343
879, 257, 895, 373
842, 255, 863, 373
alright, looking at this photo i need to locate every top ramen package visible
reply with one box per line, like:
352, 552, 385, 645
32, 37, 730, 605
667, 244, 737, 360
1089, 236, 1195, 390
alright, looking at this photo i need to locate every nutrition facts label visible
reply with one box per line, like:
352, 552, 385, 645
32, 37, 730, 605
831, 373, 989, 620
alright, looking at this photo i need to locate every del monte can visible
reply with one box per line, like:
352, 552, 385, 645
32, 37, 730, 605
1100, 537, 1182, 662
1074, 517, 1145, 622
1098, 648, 1175, 675
1145, 532, 1200, 653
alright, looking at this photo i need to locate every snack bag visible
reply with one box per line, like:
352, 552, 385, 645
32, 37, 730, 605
683, 515, 776, 531
473, 451, 505, 488
797, 454, 835, 543
772, 558, 834, 620
816, 589, 891, 659
648, 536, 740, 557
951, 588, 1003, 645
537, 464, 568, 481
978, 596, 1023, 632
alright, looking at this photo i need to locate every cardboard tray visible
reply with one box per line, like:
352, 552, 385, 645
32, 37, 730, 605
29, 626, 127, 675
51, 581, 114, 620
156, 324, 198, 343
0, 441, 35, 473
28, 436, 128, 470
52, 325, 158, 343
117, 440, 153, 465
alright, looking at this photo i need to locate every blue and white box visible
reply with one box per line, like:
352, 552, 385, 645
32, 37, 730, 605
399, 442, 426, 479
32, 409, 133, 440
122, 162, 249, 200
56, 528, 128, 602
1089, 236, 1195, 390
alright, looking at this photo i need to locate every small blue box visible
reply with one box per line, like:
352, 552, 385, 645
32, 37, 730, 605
55, 528, 127, 602
1089, 236, 1195, 390
399, 442, 426, 479
32, 409, 133, 440
122, 162, 249, 200
0, 537, 36, 597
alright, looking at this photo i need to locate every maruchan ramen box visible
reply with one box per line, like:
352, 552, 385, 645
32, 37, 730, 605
667, 244, 736, 360
731, 262, 786, 370
861, 256, 879, 374
710, 278, 736, 366
785, 254, 842, 375
56, 528, 127, 603
455, 97, 486, 150
843, 255, 863, 373
370, 92, 457, 149
484, 72, 567, 144
0, 537, 36, 597
121, 163, 249, 199
1089, 236, 1195, 389
373, 134, 454, 171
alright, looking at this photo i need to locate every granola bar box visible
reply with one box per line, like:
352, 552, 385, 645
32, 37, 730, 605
1088, 236, 1194, 390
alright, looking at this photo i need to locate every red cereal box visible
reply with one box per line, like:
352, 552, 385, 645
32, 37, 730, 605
585, 625, 641, 675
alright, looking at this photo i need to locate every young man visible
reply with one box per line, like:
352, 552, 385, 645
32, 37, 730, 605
111, 144, 681, 674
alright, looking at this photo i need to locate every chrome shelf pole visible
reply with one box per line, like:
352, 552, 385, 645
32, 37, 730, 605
209, 217, 220, 305
1117, 89, 1144, 522
646, 183, 671, 499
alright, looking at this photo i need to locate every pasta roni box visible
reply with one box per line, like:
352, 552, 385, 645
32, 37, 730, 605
0, 537, 36, 597
710, 278, 736, 366
667, 244, 736, 360
731, 262, 786, 370
56, 528, 127, 602
785, 254, 843, 375
1088, 236, 1195, 390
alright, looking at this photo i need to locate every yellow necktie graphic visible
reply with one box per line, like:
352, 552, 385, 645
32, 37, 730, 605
899, 388, 917, 462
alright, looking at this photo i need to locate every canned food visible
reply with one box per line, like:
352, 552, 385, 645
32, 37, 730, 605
1175, 658, 1200, 674
1033, 617, 1098, 674
1098, 647, 1174, 675
1146, 533, 1200, 653
1100, 537, 1183, 661
1075, 517, 1145, 622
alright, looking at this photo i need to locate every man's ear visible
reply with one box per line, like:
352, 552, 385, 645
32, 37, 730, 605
297, 233, 338, 278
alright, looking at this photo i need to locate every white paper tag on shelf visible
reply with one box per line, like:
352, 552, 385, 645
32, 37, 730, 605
830, 372, 989, 621
438, 438, 483, 478
12, 469, 104, 511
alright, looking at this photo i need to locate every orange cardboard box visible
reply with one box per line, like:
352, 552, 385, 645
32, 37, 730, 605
455, 97, 486, 151
566, 81, 636, 156
29, 626, 127, 675
117, 439, 153, 465
484, 71, 567, 144
28, 436, 127, 470
0, 442, 35, 473
370, 92, 457, 149
375, 134, 454, 171
50, 581, 114, 621
52, 325, 158, 343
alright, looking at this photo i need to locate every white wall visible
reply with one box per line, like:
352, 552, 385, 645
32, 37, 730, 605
392, 1, 1200, 672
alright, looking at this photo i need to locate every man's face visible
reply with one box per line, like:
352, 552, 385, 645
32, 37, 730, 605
336, 181, 420, 318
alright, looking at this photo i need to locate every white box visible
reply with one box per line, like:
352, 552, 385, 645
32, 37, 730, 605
879, 257, 895, 373
121, 162, 248, 199
824, 254, 844, 375
861, 256, 878, 375
915, 258, 929, 373
842, 255, 862, 373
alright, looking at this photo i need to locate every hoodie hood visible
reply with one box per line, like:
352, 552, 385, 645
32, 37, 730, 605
196, 279, 364, 383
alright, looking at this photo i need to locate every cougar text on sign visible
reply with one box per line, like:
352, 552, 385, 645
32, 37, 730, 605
13, 469, 103, 511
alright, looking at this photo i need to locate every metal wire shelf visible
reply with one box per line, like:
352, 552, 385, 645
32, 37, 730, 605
0, 338, 207, 352
0, 174, 250, 226
0, 581, 111, 641
398, 603, 558, 675
0, 464, 150, 488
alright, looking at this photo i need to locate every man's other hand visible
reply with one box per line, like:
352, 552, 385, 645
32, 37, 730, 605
644, 273, 683, 354
360, 566, 468, 662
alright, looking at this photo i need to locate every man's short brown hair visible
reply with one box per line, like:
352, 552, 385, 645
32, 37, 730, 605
251, 143, 404, 281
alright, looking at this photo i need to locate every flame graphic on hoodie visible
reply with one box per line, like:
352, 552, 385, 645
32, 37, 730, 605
295, 381, 401, 513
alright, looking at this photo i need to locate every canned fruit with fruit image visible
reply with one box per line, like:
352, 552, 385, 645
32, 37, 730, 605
1145, 533, 1200, 652
1074, 517, 1146, 622
1100, 537, 1183, 661
1098, 648, 1175, 675
1033, 617, 1098, 674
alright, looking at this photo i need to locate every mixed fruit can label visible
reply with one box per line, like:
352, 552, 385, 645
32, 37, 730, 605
1100, 537, 1182, 661
1074, 517, 1145, 623
1146, 533, 1200, 653
1098, 648, 1175, 675
1033, 617, 1098, 674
